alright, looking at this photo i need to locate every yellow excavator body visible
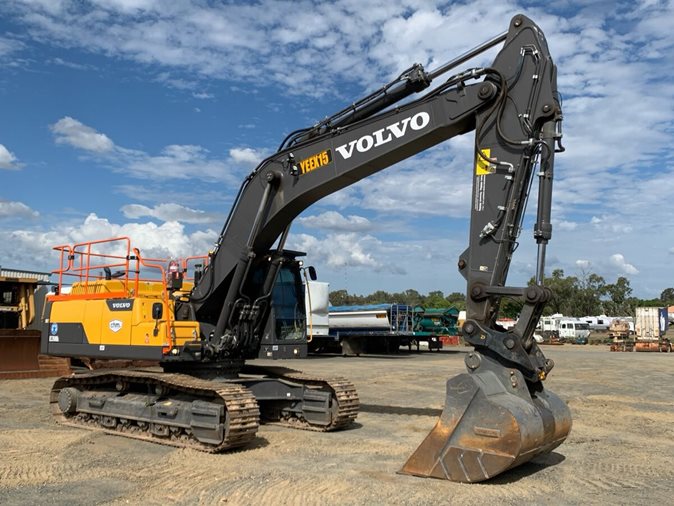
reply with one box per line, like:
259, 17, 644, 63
48, 279, 199, 354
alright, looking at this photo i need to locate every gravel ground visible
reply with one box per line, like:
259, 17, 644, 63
1, 345, 673, 505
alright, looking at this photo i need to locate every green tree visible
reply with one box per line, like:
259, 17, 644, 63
425, 290, 447, 308
329, 289, 362, 306
533, 269, 578, 315
327, 277, 674, 319
403, 289, 422, 306
660, 288, 674, 305
500, 298, 524, 319
604, 277, 633, 315
572, 272, 606, 316
365, 290, 391, 304
445, 292, 466, 310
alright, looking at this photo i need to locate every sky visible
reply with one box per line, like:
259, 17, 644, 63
1, 0, 674, 300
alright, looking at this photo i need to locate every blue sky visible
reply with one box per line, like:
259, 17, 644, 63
1, 0, 674, 300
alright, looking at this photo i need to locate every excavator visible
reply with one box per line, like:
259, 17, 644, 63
41, 14, 572, 483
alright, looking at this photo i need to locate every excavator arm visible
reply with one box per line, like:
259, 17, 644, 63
179, 14, 571, 482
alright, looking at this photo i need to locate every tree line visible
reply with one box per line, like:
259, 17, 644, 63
329, 288, 466, 310
329, 269, 674, 318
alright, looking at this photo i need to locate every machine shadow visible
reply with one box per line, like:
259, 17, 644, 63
483, 452, 567, 484
306, 349, 467, 360
359, 403, 443, 417
236, 437, 269, 451
307, 353, 416, 360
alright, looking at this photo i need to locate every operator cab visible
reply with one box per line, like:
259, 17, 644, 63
255, 250, 315, 359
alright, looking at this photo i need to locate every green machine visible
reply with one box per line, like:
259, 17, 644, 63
411, 306, 460, 350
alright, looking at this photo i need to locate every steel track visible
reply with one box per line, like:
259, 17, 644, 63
50, 370, 259, 452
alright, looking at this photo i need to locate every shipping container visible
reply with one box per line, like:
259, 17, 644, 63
630, 307, 672, 352
635, 307, 667, 340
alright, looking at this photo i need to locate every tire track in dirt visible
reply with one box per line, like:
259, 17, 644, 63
0, 429, 155, 489
557, 461, 674, 493
0, 429, 96, 487
240, 477, 320, 505
0, 428, 88, 449
0, 459, 128, 488
112, 440, 364, 506
114, 468, 355, 506
194, 474, 354, 506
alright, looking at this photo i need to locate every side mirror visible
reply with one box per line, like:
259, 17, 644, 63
307, 266, 317, 281
152, 302, 163, 320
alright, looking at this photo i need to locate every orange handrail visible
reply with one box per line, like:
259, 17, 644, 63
52, 244, 74, 291
52, 236, 133, 290
182, 255, 209, 282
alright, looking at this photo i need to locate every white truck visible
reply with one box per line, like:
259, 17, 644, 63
536, 314, 591, 344
304, 280, 330, 343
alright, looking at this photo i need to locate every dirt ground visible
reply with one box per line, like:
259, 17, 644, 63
1, 345, 673, 505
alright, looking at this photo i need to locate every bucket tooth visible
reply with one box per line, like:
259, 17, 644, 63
400, 355, 571, 483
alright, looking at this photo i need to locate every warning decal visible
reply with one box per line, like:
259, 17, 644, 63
475, 148, 494, 175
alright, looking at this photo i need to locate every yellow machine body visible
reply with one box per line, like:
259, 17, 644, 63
45, 279, 199, 360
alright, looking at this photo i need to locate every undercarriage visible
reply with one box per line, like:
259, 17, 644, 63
51, 365, 359, 451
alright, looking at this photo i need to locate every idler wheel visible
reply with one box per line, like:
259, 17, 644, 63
57, 387, 80, 415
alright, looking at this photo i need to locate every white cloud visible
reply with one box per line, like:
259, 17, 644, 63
121, 203, 219, 224
50, 57, 94, 70
298, 211, 372, 232
0, 144, 20, 169
6, 213, 218, 270
555, 220, 578, 231
610, 253, 639, 275
113, 184, 231, 209
590, 215, 633, 234
313, 141, 474, 218
155, 72, 200, 91
14, 1, 674, 214
91, 0, 159, 12
0, 36, 24, 58
576, 259, 591, 269
48, 116, 261, 182
229, 147, 266, 167
0, 0, 524, 97
319, 187, 361, 209
0, 200, 39, 219
289, 232, 381, 270
287, 231, 476, 292
192, 92, 213, 99
358, 166, 472, 218
50, 116, 115, 153
123, 144, 234, 181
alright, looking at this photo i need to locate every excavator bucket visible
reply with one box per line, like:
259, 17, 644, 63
400, 353, 571, 483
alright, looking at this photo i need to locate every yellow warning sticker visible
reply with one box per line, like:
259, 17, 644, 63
475, 148, 494, 175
